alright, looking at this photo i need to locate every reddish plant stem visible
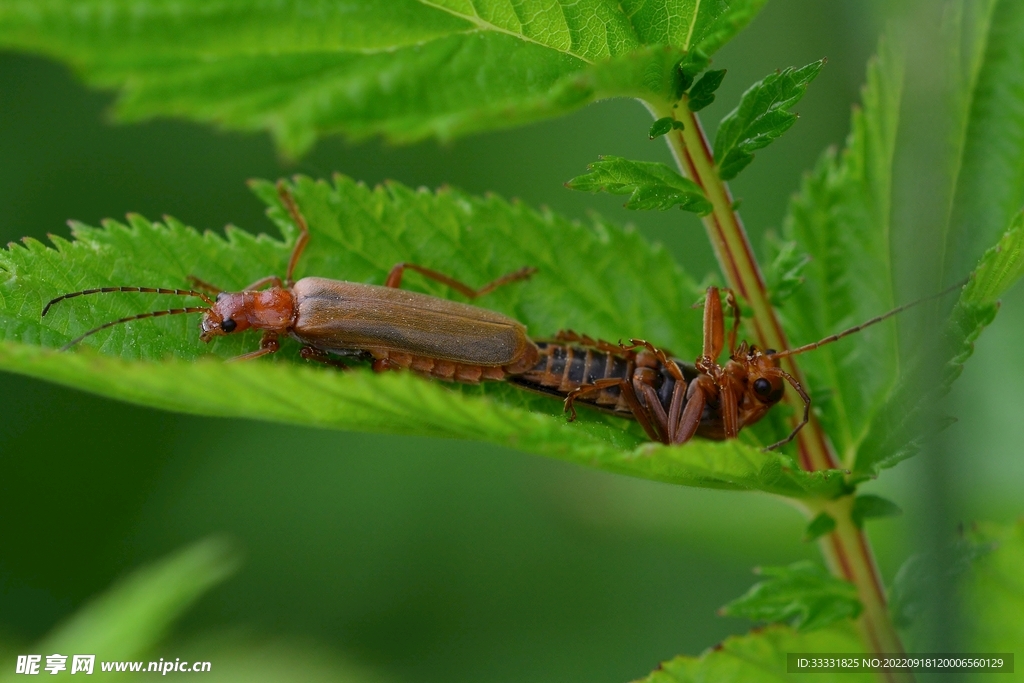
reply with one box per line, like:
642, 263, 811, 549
652, 102, 910, 680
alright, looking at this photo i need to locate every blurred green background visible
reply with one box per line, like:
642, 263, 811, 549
1, 1, 1021, 680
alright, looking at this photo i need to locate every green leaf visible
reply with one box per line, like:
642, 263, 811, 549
856, 211, 1024, 475
694, 0, 769, 56
720, 561, 862, 632
778, 40, 904, 471
632, 622, 874, 683
944, 0, 1024, 282
0, 1, 766, 154
713, 60, 825, 179
888, 537, 990, 631
671, 50, 710, 99
566, 156, 712, 213
961, 210, 1024, 304
850, 494, 902, 528
762, 232, 810, 306
0, 175, 846, 498
686, 69, 726, 112
804, 512, 836, 541
649, 116, 685, 139
887, 520, 1023, 648
25, 540, 234, 664
962, 520, 1024, 653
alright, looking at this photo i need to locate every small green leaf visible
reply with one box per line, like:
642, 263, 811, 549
32, 539, 236, 660
804, 512, 837, 541
762, 232, 810, 306
672, 50, 710, 99
566, 156, 712, 213
633, 622, 873, 683
962, 209, 1024, 304
686, 69, 726, 112
720, 561, 862, 632
963, 520, 1024, 653
648, 116, 684, 139
850, 494, 902, 528
714, 60, 825, 179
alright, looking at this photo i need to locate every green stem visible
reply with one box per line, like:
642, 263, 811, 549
650, 100, 911, 681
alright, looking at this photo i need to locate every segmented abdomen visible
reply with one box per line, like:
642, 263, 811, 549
507, 341, 699, 417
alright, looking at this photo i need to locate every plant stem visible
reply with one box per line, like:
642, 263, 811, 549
651, 101, 911, 680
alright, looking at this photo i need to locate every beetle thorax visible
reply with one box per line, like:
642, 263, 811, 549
199, 288, 296, 341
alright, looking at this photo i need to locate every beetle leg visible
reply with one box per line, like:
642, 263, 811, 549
299, 346, 350, 370
226, 331, 280, 362
563, 378, 664, 443
671, 381, 706, 445
241, 275, 284, 291
620, 339, 684, 381
276, 181, 311, 286
721, 288, 741, 356
384, 263, 536, 299
552, 330, 622, 354
764, 369, 811, 451
666, 376, 687, 439
186, 275, 224, 296
563, 378, 623, 421
700, 287, 725, 363
633, 377, 670, 443
719, 376, 741, 439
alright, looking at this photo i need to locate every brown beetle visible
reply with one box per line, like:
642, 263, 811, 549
511, 282, 961, 449
43, 181, 540, 383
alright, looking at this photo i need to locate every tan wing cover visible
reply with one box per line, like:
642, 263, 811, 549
291, 278, 532, 366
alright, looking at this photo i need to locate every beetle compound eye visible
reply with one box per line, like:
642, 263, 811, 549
753, 378, 772, 397
221, 318, 237, 333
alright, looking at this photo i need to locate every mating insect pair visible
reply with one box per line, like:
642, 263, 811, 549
41, 181, 944, 449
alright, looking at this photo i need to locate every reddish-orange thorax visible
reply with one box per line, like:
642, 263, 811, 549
199, 288, 296, 341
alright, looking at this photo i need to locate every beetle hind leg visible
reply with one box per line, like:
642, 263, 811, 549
300, 346, 351, 370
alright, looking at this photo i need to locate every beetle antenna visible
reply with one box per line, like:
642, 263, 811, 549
771, 279, 967, 359
58, 307, 210, 351
43, 287, 215, 316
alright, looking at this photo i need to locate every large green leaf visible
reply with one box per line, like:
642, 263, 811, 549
776, 38, 904, 470
944, 0, 1024, 281
632, 622, 873, 683
0, 1, 766, 154
0, 539, 235, 683
857, 210, 1024, 475
0, 175, 846, 498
